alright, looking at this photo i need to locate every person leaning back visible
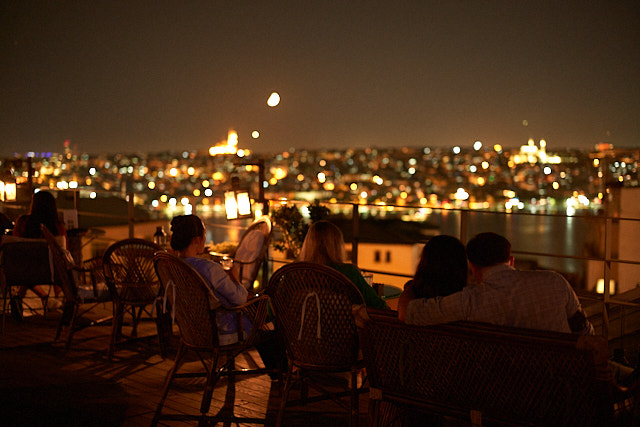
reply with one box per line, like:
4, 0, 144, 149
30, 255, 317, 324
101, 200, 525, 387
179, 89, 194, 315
399, 232, 594, 336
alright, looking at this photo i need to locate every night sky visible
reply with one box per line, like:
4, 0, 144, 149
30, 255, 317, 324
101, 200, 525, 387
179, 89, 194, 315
2, 1, 639, 157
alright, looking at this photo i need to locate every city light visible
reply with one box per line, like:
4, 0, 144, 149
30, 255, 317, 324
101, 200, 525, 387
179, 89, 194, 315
454, 188, 469, 201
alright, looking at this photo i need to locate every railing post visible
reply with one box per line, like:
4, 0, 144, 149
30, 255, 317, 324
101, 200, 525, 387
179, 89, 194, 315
128, 192, 134, 239
602, 216, 613, 339
351, 203, 359, 265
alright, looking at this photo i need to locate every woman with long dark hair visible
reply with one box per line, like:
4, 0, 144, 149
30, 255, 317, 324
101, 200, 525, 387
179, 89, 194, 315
408, 235, 468, 299
398, 235, 468, 321
10, 191, 67, 320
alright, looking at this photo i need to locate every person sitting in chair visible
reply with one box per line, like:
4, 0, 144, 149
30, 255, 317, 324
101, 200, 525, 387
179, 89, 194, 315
169, 214, 282, 372
298, 220, 388, 310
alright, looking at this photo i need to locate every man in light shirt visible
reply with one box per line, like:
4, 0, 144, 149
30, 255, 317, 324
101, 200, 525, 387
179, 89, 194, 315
399, 232, 594, 336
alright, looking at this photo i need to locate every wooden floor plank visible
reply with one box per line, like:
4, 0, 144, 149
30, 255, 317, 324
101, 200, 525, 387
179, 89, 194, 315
0, 303, 372, 426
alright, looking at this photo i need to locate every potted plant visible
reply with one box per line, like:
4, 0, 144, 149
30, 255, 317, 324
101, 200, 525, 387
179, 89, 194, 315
271, 200, 330, 259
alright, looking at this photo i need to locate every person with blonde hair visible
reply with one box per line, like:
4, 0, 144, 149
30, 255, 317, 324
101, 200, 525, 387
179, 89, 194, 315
298, 220, 387, 309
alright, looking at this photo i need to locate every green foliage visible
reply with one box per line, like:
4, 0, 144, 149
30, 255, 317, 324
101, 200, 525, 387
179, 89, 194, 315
271, 200, 331, 258
307, 199, 331, 223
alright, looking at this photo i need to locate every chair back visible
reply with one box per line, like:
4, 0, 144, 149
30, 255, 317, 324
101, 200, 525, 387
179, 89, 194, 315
266, 262, 365, 371
0, 235, 54, 288
40, 225, 78, 301
153, 251, 218, 349
103, 239, 162, 303
231, 215, 272, 288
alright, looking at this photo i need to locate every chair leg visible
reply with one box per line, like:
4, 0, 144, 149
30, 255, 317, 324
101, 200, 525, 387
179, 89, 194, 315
200, 350, 221, 416
276, 362, 295, 427
131, 306, 142, 338
155, 298, 172, 359
55, 301, 74, 341
350, 368, 359, 427
108, 303, 124, 360
1, 285, 9, 333
64, 303, 80, 351
151, 341, 187, 427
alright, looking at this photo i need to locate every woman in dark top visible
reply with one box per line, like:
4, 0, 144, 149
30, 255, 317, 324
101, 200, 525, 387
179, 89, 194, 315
298, 220, 388, 310
10, 191, 67, 319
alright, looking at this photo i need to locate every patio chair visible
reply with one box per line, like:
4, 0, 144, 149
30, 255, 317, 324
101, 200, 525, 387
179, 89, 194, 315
265, 261, 367, 427
0, 235, 55, 331
102, 238, 164, 359
151, 251, 273, 425
40, 225, 112, 350
227, 215, 272, 291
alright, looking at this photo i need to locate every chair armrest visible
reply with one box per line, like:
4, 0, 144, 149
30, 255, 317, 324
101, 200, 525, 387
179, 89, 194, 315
218, 295, 270, 345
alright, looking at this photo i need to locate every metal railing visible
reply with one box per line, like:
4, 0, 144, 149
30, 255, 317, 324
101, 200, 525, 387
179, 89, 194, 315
6, 190, 639, 346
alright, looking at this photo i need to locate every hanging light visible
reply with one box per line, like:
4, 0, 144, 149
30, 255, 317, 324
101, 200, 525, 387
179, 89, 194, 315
0, 180, 16, 202
225, 190, 252, 220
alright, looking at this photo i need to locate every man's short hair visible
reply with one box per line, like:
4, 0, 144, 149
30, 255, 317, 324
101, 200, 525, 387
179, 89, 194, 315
466, 232, 511, 267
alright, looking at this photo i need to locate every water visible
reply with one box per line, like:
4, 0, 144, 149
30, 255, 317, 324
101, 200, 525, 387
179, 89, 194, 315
426, 209, 601, 282
201, 210, 601, 286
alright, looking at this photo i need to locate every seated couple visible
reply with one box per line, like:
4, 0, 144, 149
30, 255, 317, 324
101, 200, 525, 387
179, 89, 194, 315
399, 232, 594, 336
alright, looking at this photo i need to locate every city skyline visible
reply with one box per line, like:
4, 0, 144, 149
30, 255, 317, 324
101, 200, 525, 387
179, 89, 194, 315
2, 1, 639, 157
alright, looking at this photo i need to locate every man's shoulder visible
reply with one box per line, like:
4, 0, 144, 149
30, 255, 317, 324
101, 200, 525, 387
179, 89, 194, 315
512, 268, 568, 284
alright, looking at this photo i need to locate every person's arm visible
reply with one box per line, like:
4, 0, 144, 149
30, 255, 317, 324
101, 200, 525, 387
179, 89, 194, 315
207, 262, 248, 307
403, 290, 468, 326
338, 263, 388, 309
12, 215, 27, 236
562, 275, 595, 335
398, 280, 415, 321
568, 309, 594, 335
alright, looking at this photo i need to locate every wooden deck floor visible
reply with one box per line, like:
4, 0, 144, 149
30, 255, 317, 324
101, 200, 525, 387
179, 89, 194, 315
0, 300, 371, 426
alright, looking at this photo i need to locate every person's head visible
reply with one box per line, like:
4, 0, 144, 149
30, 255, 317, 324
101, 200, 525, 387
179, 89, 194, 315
298, 220, 345, 264
412, 235, 468, 298
26, 190, 60, 236
466, 232, 513, 274
170, 215, 205, 254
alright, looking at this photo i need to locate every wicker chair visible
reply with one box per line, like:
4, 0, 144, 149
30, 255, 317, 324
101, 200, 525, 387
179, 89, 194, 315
0, 235, 54, 331
151, 251, 272, 425
266, 262, 366, 427
40, 225, 112, 350
228, 215, 272, 291
102, 238, 163, 359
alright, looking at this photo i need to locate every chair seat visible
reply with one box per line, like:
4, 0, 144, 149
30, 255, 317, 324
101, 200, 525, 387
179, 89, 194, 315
115, 283, 159, 303
76, 282, 110, 304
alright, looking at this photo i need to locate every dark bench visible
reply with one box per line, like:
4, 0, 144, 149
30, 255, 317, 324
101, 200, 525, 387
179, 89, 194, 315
354, 307, 639, 426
